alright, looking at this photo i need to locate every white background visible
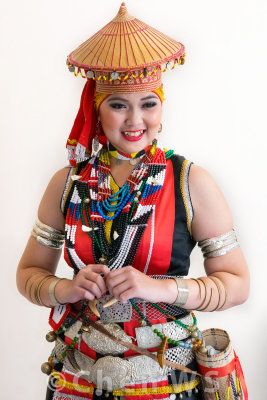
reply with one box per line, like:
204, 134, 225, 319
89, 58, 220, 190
1, 0, 266, 398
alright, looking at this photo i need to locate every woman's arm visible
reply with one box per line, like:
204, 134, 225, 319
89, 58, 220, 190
178, 164, 250, 311
16, 167, 69, 306
16, 167, 109, 307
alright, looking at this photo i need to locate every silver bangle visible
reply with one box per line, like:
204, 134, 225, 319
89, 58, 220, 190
31, 218, 65, 249
48, 278, 65, 306
198, 229, 240, 259
171, 278, 189, 307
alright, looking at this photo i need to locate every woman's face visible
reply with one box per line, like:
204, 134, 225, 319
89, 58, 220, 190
99, 91, 162, 154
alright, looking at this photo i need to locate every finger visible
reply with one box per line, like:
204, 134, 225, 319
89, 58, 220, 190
84, 272, 107, 295
82, 268, 109, 293
80, 278, 103, 299
106, 274, 127, 295
86, 264, 110, 276
117, 288, 136, 304
112, 281, 132, 301
83, 290, 96, 301
107, 266, 132, 279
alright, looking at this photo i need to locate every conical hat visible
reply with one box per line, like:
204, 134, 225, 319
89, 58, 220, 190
67, 2, 185, 82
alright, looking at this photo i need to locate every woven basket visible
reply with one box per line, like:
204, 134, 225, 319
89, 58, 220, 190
196, 328, 247, 400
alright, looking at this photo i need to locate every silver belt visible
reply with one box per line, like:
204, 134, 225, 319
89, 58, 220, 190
55, 337, 195, 390
64, 314, 193, 354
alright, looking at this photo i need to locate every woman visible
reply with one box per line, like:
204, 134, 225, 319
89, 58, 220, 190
16, 3, 249, 400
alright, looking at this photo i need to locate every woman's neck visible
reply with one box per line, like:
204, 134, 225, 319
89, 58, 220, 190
109, 155, 140, 187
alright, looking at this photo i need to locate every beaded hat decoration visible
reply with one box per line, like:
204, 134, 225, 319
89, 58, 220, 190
66, 2, 185, 93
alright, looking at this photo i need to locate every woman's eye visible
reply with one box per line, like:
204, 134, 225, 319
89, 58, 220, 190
142, 102, 157, 108
110, 103, 126, 109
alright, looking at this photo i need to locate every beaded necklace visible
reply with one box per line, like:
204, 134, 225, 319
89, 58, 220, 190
107, 140, 147, 164
80, 140, 171, 270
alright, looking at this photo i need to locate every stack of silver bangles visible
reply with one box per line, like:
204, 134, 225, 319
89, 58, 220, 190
198, 229, 239, 258
31, 218, 65, 249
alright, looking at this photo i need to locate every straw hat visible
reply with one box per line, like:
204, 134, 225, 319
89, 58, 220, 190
66, 2, 185, 92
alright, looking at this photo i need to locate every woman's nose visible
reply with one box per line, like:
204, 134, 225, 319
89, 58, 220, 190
124, 108, 143, 127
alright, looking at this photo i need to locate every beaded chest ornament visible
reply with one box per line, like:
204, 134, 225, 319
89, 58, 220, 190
67, 140, 174, 271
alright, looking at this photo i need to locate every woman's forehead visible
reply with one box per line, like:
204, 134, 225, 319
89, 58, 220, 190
107, 92, 159, 101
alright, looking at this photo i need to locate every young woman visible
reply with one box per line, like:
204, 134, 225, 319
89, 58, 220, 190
16, 3, 249, 400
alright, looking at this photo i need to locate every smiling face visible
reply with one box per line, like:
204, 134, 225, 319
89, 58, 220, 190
98, 92, 162, 154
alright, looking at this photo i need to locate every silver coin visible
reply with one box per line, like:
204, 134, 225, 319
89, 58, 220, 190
111, 71, 119, 80
86, 70, 94, 78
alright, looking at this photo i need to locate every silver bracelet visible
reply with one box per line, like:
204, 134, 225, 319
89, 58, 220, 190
31, 218, 65, 249
198, 229, 240, 259
171, 278, 189, 307
48, 278, 65, 306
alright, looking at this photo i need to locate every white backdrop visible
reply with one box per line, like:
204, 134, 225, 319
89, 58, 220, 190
1, 0, 266, 398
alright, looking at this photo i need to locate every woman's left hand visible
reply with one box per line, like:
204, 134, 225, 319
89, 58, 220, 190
105, 266, 176, 304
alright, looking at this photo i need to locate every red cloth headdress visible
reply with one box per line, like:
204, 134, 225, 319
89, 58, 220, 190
66, 79, 100, 166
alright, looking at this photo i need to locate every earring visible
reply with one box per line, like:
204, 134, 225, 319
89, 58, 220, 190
92, 120, 101, 156
158, 123, 162, 133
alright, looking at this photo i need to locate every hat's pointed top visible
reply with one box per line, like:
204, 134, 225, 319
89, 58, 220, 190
67, 3, 185, 79
112, 2, 134, 22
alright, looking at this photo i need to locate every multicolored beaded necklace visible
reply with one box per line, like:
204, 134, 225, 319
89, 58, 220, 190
79, 140, 173, 270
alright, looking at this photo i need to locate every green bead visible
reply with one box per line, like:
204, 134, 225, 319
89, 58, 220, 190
154, 329, 158, 333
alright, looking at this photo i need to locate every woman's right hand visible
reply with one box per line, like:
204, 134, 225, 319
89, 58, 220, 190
55, 264, 110, 304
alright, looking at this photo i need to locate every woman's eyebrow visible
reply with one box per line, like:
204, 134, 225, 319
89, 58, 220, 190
107, 95, 158, 102
141, 95, 159, 101
107, 97, 129, 102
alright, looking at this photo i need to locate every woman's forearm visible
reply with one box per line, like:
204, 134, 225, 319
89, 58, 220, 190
16, 266, 72, 307
160, 273, 249, 311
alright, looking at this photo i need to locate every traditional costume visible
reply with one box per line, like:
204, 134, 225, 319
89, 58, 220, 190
34, 3, 245, 400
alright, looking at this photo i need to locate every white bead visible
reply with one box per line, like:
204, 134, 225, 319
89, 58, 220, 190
113, 231, 119, 240
82, 225, 92, 232
170, 394, 176, 400
71, 175, 82, 181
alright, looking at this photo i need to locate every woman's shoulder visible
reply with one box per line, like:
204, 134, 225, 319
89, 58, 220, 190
188, 163, 233, 241
37, 166, 71, 228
